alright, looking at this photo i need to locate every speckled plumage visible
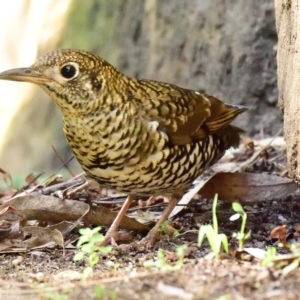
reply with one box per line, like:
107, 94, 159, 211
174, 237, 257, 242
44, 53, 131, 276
0, 49, 246, 246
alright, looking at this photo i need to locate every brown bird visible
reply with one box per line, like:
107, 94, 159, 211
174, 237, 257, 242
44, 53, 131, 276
0, 49, 246, 247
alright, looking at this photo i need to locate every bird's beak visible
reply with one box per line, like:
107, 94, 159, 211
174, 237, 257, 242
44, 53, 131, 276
0, 68, 51, 84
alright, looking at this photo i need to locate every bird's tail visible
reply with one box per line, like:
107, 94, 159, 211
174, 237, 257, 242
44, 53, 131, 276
217, 124, 245, 149
203, 94, 246, 148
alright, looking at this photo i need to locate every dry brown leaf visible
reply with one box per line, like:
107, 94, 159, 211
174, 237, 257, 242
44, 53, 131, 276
199, 172, 298, 203
0, 222, 75, 252
20, 227, 64, 249
0, 220, 21, 240
0, 206, 27, 223
0, 194, 150, 232
85, 205, 150, 232
25, 173, 40, 186
0, 194, 90, 223
47, 221, 78, 236
0, 243, 12, 251
0, 167, 12, 187
270, 225, 287, 246
294, 224, 300, 238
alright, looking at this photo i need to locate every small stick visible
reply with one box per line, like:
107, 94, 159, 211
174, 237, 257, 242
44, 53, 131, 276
51, 145, 75, 177
40, 178, 85, 195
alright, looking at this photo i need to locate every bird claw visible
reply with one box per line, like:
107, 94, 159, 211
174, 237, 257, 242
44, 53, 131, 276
137, 230, 159, 248
124, 229, 161, 250
100, 230, 134, 246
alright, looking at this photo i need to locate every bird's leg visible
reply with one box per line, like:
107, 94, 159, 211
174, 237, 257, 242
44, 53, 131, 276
101, 194, 135, 245
138, 195, 178, 247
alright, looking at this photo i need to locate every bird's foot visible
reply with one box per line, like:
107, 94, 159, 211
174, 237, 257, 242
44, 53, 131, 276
100, 229, 133, 247
137, 228, 160, 248
116, 228, 160, 251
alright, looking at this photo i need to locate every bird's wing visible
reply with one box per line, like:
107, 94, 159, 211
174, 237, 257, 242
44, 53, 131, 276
130, 79, 246, 145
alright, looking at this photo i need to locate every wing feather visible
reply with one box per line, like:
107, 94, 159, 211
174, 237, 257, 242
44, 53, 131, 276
129, 79, 246, 145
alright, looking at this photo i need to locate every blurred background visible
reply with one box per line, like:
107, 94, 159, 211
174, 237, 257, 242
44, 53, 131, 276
0, 0, 279, 185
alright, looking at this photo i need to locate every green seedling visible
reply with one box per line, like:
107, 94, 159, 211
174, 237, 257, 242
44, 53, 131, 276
198, 194, 228, 256
261, 246, 277, 267
73, 226, 112, 278
230, 202, 251, 251
144, 244, 188, 270
158, 220, 179, 239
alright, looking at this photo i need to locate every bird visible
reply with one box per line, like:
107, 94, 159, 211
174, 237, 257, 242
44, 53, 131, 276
0, 49, 247, 247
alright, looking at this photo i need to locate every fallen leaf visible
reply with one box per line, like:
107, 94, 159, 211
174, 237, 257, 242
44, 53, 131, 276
0, 167, 12, 187
0, 243, 12, 251
25, 173, 40, 186
0, 194, 150, 232
199, 172, 298, 203
21, 227, 64, 249
270, 225, 287, 246
294, 224, 300, 238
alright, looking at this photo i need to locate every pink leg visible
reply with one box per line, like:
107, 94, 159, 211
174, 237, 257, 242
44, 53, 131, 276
138, 195, 178, 247
101, 195, 135, 245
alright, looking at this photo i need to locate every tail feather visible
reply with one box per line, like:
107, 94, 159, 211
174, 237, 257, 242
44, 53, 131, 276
217, 124, 244, 150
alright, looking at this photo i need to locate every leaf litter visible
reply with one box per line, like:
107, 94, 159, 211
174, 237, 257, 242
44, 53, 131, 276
1, 136, 300, 299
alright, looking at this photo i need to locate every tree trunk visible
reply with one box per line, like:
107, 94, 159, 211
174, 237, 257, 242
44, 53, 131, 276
275, 0, 300, 183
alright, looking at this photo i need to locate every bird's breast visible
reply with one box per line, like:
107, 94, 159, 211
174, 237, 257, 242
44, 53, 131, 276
62, 108, 222, 195
62, 108, 166, 170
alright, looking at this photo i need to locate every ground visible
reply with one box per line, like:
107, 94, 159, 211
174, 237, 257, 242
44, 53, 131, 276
1, 137, 300, 300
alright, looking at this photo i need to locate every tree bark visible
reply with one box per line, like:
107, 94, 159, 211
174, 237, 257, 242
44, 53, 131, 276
275, 0, 300, 183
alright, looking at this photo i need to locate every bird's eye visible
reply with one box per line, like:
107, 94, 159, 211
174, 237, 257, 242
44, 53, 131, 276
60, 64, 78, 79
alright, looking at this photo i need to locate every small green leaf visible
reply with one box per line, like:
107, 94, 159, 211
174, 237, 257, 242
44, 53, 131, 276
82, 243, 94, 254
79, 227, 92, 236
90, 234, 105, 243
89, 252, 99, 266
219, 234, 229, 253
90, 226, 102, 235
73, 251, 85, 261
176, 244, 187, 258
207, 237, 219, 255
76, 235, 89, 247
83, 266, 93, 278
232, 202, 244, 213
98, 246, 112, 253
198, 225, 210, 247
212, 194, 219, 233
244, 230, 251, 240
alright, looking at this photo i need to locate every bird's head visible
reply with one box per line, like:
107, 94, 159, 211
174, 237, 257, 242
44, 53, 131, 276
0, 49, 125, 114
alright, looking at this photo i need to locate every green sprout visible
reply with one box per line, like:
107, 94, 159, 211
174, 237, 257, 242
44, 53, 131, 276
261, 246, 277, 267
230, 202, 251, 251
198, 194, 228, 256
73, 226, 112, 278
144, 244, 188, 270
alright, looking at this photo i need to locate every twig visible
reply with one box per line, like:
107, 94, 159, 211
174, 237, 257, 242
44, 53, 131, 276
51, 145, 75, 177
40, 155, 75, 186
235, 127, 283, 172
40, 178, 85, 195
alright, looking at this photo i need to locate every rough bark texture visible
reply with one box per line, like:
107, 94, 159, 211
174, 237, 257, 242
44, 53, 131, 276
275, 0, 300, 183
0, 0, 279, 176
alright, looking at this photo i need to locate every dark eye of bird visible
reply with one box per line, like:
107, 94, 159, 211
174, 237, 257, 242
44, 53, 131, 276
60, 64, 77, 79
